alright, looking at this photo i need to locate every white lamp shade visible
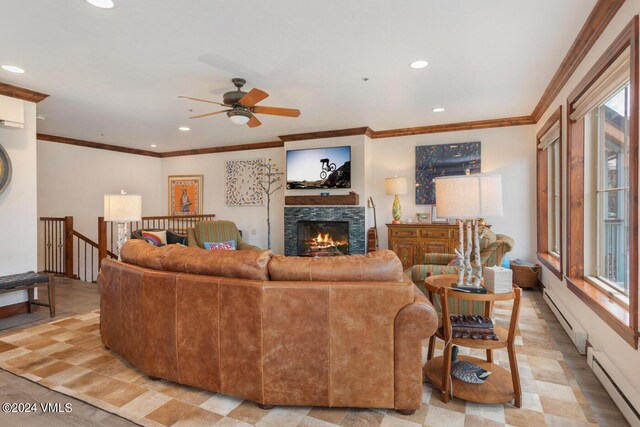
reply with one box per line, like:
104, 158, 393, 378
385, 177, 408, 195
434, 174, 503, 219
104, 194, 142, 222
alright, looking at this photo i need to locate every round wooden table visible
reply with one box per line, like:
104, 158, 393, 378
423, 274, 523, 407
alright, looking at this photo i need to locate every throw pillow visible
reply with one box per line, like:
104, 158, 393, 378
141, 230, 167, 246
204, 240, 236, 251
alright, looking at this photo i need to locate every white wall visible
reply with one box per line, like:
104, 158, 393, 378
160, 147, 285, 254
370, 125, 537, 260
0, 97, 37, 306
37, 141, 162, 259
535, 0, 640, 394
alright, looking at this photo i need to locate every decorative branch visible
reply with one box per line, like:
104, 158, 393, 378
257, 159, 284, 250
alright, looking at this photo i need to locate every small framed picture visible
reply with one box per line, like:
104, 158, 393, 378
416, 212, 432, 223
431, 205, 449, 223
168, 175, 203, 216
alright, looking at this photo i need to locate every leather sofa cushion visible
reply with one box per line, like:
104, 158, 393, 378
268, 249, 404, 282
121, 239, 271, 280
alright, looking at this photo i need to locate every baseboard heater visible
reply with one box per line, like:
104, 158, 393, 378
542, 288, 587, 354
588, 347, 640, 426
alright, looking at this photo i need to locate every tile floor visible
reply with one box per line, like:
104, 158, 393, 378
0, 278, 630, 426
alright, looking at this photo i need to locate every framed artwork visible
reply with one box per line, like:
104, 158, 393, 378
225, 159, 264, 206
415, 141, 481, 204
168, 175, 203, 216
416, 212, 432, 224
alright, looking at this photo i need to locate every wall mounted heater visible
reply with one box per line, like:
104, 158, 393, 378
0, 95, 24, 129
543, 288, 587, 354
588, 347, 640, 426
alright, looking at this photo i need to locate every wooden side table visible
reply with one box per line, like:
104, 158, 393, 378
422, 274, 522, 407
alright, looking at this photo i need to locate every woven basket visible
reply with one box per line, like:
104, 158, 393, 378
511, 263, 540, 288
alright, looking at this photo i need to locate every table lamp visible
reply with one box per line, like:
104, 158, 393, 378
434, 174, 503, 289
104, 190, 142, 260
385, 176, 408, 224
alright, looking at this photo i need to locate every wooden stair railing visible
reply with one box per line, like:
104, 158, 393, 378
40, 217, 68, 277
40, 216, 116, 283
42, 214, 215, 283
97, 214, 216, 267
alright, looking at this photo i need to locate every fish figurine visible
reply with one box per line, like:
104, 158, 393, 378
450, 345, 491, 384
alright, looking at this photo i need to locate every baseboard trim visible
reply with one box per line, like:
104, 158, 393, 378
0, 301, 38, 319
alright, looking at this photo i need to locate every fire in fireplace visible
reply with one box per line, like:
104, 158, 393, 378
297, 221, 349, 256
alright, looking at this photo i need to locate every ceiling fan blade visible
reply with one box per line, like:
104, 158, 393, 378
252, 106, 301, 117
238, 88, 269, 107
179, 96, 227, 107
189, 110, 229, 119
247, 115, 262, 128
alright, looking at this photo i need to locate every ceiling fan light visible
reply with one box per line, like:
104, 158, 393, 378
227, 110, 251, 125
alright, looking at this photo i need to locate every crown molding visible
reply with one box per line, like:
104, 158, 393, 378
159, 140, 283, 157
0, 82, 49, 103
38, 115, 537, 158
371, 116, 535, 139
531, 0, 625, 122
37, 133, 162, 158
279, 127, 373, 142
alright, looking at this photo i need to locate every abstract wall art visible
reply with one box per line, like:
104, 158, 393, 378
415, 141, 481, 204
225, 159, 264, 206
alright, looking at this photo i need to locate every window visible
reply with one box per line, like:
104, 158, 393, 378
548, 138, 561, 256
594, 84, 630, 295
566, 16, 638, 348
536, 106, 562, 278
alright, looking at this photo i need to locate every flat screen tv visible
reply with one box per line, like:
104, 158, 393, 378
286, 146, 351, 189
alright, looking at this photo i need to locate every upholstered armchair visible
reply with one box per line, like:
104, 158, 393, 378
186, 220, 260, 250
409, 229, 514, 297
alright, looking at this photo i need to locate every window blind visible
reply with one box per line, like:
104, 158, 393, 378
569, 47, 630, 121
537, 121, 560, 150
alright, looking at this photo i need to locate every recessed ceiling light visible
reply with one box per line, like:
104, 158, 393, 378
150, 144, 157, 148
178, 126, 190, 132
409, 60, 429, 69
432, 107, 445, 113
1, 65, 25, 74
86, 0, 114, 9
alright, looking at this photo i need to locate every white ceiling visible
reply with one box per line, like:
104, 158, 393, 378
1, 0, 595, 151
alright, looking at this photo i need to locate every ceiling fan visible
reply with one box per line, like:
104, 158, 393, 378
179, 78, 300, 128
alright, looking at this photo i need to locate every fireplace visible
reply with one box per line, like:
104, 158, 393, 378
284, 206, 364, 256
297, 221, 349, 257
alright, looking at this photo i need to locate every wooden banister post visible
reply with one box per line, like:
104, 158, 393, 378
64, 216, 74, 278
98, 216, 107, 268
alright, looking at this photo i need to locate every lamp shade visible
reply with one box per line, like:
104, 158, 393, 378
434, 174, 503, 219
104, 194, 142, 222
385, 177, 408, 195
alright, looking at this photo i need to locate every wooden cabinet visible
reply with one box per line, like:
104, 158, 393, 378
387, 223, 489, 270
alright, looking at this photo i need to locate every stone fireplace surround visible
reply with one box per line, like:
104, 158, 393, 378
284, 206, 365, 256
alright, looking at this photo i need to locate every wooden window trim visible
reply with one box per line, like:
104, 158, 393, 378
566, 276, 637, 347
566, 16, 639, 349
536, 105, 563, 280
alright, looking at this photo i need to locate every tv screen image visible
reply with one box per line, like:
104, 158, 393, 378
286, 146, 351, 189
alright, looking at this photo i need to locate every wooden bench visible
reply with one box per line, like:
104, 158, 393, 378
0, 272, 55, 318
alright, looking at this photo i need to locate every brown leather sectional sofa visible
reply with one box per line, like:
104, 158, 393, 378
98, 240, 437, 413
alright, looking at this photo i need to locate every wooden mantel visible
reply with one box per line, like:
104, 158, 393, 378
285, 192, 359, 206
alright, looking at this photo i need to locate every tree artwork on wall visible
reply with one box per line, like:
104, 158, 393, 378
415, 141, 481, 204
225, 159, 265, 206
